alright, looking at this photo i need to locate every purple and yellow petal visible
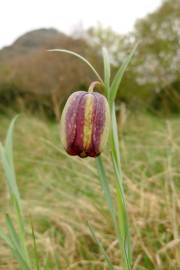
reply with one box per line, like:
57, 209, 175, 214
60, 91, 84, 150
83, 94, 94, 150
70, 93, 87, 156
97, 95, 110, 153
60, 90, 110, 158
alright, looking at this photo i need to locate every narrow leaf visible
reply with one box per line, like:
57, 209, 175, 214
5, 115, 19, 171
109, 103, 132, 269
0, 143, 20, 202
31, 219, 40, 270
0, 227, 13, 248
112, 156, 132, 269
110, 103, 121, 165
0, 227, 30, 269
110, 43, 138, 103
0, 116, 21, 206
13, 196, 31, 267
5, 214, 23, 256
96, 156, 116, 228
48, 49, 103, 83
12, 249, 31, 270
88, 223, 115, 270
5, 214, 32, 269
102, 47, 111, 98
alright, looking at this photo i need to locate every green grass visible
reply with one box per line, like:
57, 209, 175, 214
0, 112, 179, 270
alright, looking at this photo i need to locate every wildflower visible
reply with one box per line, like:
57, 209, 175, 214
60, 88, 110, 158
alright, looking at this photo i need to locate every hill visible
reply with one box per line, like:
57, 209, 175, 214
0, 28, 100, 118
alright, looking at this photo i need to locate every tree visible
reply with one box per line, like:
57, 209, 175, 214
133, 0, 180, 112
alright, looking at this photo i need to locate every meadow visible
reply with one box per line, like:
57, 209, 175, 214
0, 112, 179, 270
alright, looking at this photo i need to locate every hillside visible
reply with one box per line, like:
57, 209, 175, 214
0, 28, 64, 60
0, 28, 100, 117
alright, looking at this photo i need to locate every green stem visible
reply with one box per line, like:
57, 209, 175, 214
96, 156, 117, 230
110, 102, 132, 270
88, 81, 104, 93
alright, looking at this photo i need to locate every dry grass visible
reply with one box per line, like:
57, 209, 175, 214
0, 112, 179, 270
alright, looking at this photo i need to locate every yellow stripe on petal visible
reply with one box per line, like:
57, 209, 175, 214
83, 94, 94, 150
99, 96, 110, 152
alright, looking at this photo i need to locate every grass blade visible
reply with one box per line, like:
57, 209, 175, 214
112, 156, 132, 269
102, 47, 111, 98
0, 227, 13, 248
31, 220, 41, 270
110, 103, 132, 269
5, 214, 24, 257
0, 227, 30, 270
88, 223, 115, 270
14, 196, 31, 267
0, 117, 32, 269
5, 214, 31, 270
54, 252, 62, 270
0, 143, 20, 203
96, 156, 116, 229
5, 115, 19, 171
48, 49, 103, 83
111, 103, 121, 165
110, 43, 138, 103
0, 115, 21, 206
12, 249, 31, 270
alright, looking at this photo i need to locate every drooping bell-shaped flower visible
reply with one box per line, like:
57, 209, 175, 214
60, 86, 110, 158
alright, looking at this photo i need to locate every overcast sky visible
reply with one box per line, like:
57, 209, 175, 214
0, 0, 162, 49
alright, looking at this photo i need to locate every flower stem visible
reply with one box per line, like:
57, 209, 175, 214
110, 102, 132, 270
88, 81, 104, 93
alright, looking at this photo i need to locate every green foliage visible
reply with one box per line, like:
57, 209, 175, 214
0, 44, 137, 270
51, 47, 137, 269
87, 0, 180, 113
109, 43, 138, 105
133, 0, 180, 112
0, 116, 34, 270
0, 113, 179, 270
1, 0, 180, 115
88, 223, 115, 270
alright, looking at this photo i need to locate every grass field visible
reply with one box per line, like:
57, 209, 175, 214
0, 112, 179, 270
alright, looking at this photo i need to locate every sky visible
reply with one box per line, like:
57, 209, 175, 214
0, 0, 162, 49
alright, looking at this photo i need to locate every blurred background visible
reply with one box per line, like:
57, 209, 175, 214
0, 0, 179, 270
0, 0, 179, 117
